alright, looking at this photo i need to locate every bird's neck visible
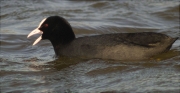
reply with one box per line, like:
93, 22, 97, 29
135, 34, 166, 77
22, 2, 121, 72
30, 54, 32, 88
50, 30, 75, 56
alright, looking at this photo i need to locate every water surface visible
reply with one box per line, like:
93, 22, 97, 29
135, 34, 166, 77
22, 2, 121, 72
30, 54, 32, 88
0, 0, 180, 93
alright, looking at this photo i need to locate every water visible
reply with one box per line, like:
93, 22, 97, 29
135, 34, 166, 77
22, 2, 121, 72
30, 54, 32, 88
0, 0, 180, 93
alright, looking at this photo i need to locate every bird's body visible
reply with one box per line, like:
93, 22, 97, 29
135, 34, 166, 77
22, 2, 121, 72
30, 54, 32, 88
27, 16, 178, 60
57, 32, 177, 60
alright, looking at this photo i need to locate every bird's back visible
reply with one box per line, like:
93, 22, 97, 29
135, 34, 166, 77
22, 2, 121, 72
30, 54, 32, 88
58, 32, 178, 60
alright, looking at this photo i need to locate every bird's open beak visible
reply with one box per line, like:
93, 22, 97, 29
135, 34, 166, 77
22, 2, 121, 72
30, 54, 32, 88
27, 28, 43, 45
27, 18, 46, 45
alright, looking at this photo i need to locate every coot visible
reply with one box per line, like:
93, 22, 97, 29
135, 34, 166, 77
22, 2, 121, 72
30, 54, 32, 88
27, 16, 178, 60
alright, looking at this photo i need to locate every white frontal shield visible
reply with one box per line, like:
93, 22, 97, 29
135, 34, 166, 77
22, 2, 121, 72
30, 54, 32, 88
27, 18, 46, 45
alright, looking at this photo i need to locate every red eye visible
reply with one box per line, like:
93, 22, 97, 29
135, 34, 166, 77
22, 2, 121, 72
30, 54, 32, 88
44, 24, 48, 27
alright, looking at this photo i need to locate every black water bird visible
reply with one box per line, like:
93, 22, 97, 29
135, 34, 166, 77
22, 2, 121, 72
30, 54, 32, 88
27, 16, 178, 60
